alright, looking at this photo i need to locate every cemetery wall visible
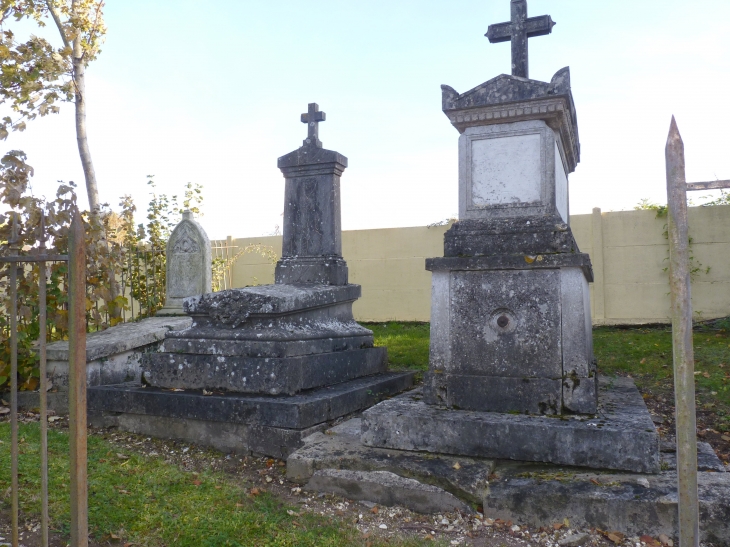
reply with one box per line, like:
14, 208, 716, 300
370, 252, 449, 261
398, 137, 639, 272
223, 204, 730, 325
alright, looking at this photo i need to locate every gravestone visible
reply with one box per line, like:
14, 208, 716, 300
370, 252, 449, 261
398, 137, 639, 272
88, 104, 414, 458
157, 210, 212, 316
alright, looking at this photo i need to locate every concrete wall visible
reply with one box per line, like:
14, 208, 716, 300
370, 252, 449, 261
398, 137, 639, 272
222, 205, 730, 325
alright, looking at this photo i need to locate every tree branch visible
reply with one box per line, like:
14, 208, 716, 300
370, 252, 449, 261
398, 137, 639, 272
45, 1, 70, 50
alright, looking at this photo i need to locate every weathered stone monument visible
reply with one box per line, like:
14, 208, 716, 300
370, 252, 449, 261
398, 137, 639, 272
88, 104, 413, 457
284, 4, 729, 537
157, 210, 212, 316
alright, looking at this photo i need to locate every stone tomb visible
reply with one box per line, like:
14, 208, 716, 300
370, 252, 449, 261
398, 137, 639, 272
89, 104, 414, 458
287, 3, 687, 536
157, 210, 212, 316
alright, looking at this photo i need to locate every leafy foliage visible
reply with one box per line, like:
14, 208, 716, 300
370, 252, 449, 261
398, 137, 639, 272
0, 0, 106, 138
0, 152, 211, 391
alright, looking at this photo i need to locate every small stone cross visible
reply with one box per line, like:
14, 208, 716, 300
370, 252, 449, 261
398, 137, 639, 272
486, 0, 556, 79
301, 103, 326, 147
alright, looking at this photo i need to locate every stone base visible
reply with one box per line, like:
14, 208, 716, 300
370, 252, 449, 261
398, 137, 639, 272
142, 347, 387, 395
288, 418, 730, 542
88, 371, 414, 458
361, 377, 660, 473
275, 257, 349, 286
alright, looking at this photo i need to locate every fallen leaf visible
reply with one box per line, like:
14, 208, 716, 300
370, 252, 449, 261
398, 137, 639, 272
0, 399, 8, 405
0, 407, 9, 415
370, 506, 379, 514
552, 523, 563, 530
235, 502, 244, 507
640, 358, 647, 364
110, 532, 120, 539
703, 372, 710, 378
98, 459, 106, 463
721, 435, 730, 442
265, 476, 273, 483
607, 532, 624, 544
658, 533, 672, 545
116, 453, 129, 460
249, 487, 261, 496
452, 462, 461, 470
191, 480, 202, 486
214, 485, 222, 489
563, 518, 569, 527
124, 543, 137, 547
48, 416, 62, 422
590, 478, 601, 485
202, 389, 212, 396
640, 535, 661, 546
287, 509, 300, 516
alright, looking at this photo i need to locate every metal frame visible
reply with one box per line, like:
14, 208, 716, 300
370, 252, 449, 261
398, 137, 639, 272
1, 210, 87, 547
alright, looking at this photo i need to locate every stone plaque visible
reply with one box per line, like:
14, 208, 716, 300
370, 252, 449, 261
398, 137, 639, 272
470, 133, 542, 207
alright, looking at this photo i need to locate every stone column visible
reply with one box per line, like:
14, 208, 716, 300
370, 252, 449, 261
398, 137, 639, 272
275, 134, 349, 285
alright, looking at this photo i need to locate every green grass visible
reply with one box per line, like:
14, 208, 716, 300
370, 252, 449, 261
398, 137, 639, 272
594, 324, 730, 429
366, 322, 430, 372
0, 423, 431, 547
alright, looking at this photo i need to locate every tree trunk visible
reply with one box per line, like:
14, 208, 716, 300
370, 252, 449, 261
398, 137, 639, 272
72, 35, 100, 215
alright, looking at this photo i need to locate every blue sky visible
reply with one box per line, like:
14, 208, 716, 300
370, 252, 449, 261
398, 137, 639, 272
4, 0, 730, 239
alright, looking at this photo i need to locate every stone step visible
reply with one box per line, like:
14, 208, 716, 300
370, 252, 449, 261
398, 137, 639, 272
88, 372, 416, 458
142, 347, 388, 395
361, 377, 660, 473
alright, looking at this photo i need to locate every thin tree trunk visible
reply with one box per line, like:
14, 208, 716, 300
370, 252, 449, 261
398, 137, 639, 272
72, 35, 100, 215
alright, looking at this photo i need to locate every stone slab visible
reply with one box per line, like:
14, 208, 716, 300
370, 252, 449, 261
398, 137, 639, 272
442, 215, 581, 258
289, 417, 729, 541
305, 469, 471, 514
46, 316, 192, 362
88, 372, 415, 430
183, 284, 361, 328
484, 462, 729, 544
361, 377, 660, 473
142, 347, 388, 395
288, 418, 493, 504
426, 253, 593, 282
90, 411, 324, 460
661, 441, 726, 473
160, 333, 373, 358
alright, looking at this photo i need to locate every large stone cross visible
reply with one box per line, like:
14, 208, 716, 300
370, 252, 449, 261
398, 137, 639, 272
486, 0, 556, 79
301, 102, 326, 147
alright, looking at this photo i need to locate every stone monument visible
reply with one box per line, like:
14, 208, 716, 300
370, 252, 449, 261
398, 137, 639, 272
157, 210, 212, 316
314, 0, 658, 473
87, 104, 414, 458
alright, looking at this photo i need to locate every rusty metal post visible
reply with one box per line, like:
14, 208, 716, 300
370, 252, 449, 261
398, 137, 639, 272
665, 116, 700, 547
38, 214, 49, 547
9, 213, 19, 547
68, 210, 88, 547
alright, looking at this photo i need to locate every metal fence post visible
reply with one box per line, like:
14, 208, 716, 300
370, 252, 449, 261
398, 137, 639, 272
9, 213, 19, 547
68, 210, 88, 547
38, 215, 49, 547
665, 116, 699, 547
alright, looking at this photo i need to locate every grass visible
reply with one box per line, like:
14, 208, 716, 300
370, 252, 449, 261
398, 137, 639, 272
366, 322, 430, 372
0, 423, 431, 547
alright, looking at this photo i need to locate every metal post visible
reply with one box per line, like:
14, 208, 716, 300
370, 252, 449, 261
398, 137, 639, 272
9, 213, 19, 547
68, 210, 88, 547
38, 214, 49, 547
665, 116, 699, 547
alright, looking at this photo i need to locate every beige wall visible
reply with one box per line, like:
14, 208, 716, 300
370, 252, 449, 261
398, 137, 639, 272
223, 205, 730, 325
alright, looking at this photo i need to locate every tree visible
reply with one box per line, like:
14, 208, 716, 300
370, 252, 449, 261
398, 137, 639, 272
0, 0, 106, 214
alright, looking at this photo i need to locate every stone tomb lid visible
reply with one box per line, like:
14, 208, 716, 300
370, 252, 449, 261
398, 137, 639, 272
183, 284, 361, 326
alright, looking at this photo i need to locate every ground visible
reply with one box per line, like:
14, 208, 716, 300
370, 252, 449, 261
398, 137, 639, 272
1, 322, 728, 546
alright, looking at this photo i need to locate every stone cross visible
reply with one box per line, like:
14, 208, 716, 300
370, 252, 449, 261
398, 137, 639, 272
301, 103, 326, 147
486, 0, 556, 79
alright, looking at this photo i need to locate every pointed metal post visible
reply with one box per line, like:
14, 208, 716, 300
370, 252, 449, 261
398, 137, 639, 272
38, 214, 49, 547
8, 213, 19, 547
665, 116, 699, 547
68, 210, 88, 547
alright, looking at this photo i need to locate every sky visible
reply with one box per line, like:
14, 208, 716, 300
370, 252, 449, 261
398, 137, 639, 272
3, 0, 730, 240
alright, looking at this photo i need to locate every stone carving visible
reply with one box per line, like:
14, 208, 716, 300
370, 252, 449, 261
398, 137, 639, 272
156, 210, 211, 316
171, 224, 201, 253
